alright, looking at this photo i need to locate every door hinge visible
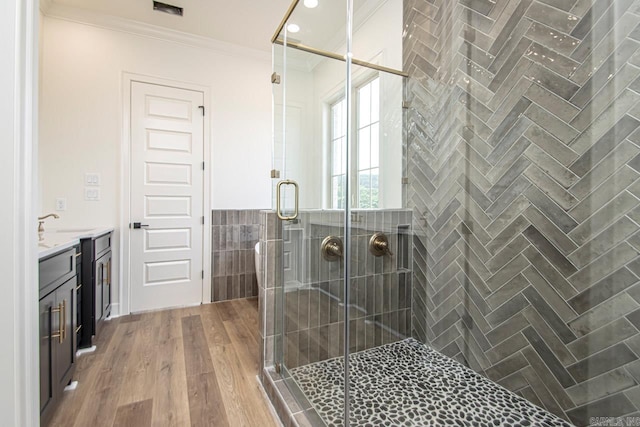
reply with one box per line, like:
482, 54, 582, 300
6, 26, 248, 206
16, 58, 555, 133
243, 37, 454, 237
202, 216, 205, 225
271, 169, 281, 178
202, 270, 204, 279
202, 161, 205, 170
271, 72, 281, 84
198, 105, 205, 116
402, 177, 409, 184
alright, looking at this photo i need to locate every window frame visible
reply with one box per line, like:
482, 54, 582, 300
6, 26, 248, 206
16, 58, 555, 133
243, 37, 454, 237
355, 76, 381, 209
329, 97, 347, 209
327, 72, 381, 210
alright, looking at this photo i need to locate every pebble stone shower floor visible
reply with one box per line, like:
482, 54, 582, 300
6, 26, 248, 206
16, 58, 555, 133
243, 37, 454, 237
290, 338, 573, 427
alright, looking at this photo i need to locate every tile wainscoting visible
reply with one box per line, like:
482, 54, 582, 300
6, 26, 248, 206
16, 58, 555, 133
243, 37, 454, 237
211, 209, 264, 302
282, 210, 413, 369
258, 209, 413, 368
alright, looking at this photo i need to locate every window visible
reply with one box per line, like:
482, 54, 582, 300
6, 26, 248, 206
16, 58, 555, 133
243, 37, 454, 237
357, 78, 380, 209
329, 76, 380, 209
330, 98, 347, 209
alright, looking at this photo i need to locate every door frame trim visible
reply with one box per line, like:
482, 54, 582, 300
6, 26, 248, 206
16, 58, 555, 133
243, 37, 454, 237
8, 0, 39, 424
120, 72, 212, 315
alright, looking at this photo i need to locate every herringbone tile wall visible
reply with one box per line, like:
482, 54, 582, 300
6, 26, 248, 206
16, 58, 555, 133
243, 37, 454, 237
404, 0, 640, 424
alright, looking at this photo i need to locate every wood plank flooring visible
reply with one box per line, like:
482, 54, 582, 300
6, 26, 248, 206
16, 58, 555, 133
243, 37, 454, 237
49, 298, 280, 427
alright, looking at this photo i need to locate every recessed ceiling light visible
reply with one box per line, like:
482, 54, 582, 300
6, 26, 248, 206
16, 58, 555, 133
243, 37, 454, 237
304, 0, 319, 8
287, 23, 300, 33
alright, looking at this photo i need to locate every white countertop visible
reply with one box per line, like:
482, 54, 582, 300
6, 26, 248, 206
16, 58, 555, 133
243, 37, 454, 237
38, 227, 114, 259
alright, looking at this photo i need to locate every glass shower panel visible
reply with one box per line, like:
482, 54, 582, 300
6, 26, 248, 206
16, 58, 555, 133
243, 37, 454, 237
272, 42, 285, 210
271, 41, 286, 418
270, 2, 409, 426
273, 19, 349, 424
346, 64, 409, 427
350, 0, 403, 73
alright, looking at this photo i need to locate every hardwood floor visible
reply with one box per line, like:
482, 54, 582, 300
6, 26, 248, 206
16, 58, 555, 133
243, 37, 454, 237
49, 298, 280, 427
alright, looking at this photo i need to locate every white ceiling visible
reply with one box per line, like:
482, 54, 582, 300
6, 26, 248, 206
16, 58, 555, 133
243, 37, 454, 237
281, 0, 383, 52
49, 0, 293, 51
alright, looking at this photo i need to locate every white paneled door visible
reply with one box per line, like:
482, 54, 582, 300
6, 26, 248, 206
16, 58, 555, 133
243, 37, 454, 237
130, 81, 204, 312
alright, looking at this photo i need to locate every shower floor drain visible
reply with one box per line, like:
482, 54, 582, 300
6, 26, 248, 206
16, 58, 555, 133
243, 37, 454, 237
290, 338, 573, 427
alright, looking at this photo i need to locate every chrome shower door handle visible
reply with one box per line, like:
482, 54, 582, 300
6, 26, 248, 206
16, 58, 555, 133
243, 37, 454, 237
276, 179, 299, 221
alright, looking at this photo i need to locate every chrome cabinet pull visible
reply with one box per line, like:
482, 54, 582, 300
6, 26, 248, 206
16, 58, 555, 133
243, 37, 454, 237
276, 180, 299, 221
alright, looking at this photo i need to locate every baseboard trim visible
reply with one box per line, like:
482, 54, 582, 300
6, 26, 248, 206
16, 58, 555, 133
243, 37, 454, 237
107, 303, 120, 318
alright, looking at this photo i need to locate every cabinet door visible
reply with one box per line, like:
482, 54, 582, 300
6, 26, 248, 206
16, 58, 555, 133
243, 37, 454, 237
102, 251, 112, 318
94, 257, 104, 323
75, 251, 82, 352
39, 292, 56, 416
95, 251, 111, 322
54, 277, 76, 389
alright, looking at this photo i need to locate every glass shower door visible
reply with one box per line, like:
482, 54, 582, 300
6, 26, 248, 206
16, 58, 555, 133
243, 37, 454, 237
272, 8, 350, 425
271, 1, 407, 426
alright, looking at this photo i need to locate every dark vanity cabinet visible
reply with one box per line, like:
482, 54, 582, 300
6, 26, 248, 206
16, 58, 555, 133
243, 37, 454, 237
39, 246, 78, 426
78, 231, 112, 348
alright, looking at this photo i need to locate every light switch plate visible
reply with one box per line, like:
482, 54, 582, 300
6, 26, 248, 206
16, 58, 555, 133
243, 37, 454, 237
85, 173, 101, 186
84, 187, 101, 201
55, 198, 67, 211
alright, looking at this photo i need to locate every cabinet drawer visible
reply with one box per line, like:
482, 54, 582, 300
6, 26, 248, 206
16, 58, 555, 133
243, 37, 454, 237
94, 233, 111, 258
39, 248, 75, 292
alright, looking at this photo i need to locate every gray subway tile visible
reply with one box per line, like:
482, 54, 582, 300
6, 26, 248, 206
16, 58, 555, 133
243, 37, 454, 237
567, 343, 638, 383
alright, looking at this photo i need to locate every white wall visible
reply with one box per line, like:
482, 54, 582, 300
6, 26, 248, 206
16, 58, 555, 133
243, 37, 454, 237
39, 16, 273, 309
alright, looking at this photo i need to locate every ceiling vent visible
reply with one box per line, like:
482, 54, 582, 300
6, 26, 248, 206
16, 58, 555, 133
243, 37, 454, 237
153, 1, 183, 16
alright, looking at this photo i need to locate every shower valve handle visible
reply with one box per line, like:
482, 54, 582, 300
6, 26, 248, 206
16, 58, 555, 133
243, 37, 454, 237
321, 236, 344, 262
370, 233, 393, 257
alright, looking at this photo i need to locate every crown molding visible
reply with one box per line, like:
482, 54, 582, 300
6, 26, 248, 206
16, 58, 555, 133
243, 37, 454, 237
39, 2, 272, 62
40, 0, 53, 14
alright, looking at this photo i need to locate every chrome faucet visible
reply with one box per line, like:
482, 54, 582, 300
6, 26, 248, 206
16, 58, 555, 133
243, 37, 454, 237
38, 213, 60, 235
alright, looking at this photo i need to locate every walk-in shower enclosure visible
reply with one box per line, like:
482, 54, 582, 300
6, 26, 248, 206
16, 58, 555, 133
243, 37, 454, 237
260, 0, 640, 426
